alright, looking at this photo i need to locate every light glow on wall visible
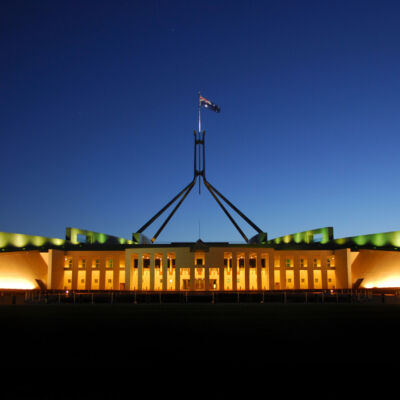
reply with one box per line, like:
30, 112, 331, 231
364, 276, 400, 288
0, 277, 36, 289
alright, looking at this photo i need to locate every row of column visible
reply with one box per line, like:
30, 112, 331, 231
64, 255, 124, 290
125, 252, 337, 291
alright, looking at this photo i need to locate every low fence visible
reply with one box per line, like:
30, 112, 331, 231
1, 288, 400, 305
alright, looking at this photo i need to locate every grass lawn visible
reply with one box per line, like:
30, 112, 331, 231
1, 303, 400, 365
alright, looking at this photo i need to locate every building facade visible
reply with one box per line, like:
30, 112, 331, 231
1, 226, 400, 291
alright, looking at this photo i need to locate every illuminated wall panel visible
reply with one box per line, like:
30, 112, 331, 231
237, 268, 245, 290
142, 269, 150, 290
180, 268, 190, 290
119, 270, 125, 290
327, 270, 336, 289
105, 270, 113, 290
195, 267, 205, 290
166, 268, 175, 290
92, 270, 100, 290
77, 270, 86, 290
209, 268, 219, 290
300, 270, 308, 289
154, 268, 162, 290
131, 269, 138, 290
64, 270, 72, 290
249, 268, 258, 290
224, 267, 233, 290
274, 270, 281, 290
313, 270, 322, 289
261, 268, 269, 290
286, 270, 294, 289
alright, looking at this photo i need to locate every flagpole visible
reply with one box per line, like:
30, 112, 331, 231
198, 92, 201, 194
198, 92, 201, 133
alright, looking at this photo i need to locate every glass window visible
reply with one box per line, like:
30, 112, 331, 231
313, 258, 321, 268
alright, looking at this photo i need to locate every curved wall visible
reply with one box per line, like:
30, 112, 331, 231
351, 250, 400, 288
0, 251, 48, 289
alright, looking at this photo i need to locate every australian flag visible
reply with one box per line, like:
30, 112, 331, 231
200, 95, 220, 113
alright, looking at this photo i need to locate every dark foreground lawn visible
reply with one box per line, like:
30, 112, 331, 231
1, 303, 400, 366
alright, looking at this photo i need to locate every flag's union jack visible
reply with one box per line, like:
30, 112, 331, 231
200, 96, 220, 113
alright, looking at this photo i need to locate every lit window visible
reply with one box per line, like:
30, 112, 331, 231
327, 257, 335, 267
313, 258, 321, 268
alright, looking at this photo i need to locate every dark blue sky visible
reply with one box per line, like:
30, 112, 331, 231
1, 0, 400, 243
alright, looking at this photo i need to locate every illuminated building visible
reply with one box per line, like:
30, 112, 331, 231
2, 106, 400, 291
1, 226, 400, 291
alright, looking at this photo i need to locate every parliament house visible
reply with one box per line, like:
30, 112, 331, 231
1, 225, 400, 291
2, 118, 400, 292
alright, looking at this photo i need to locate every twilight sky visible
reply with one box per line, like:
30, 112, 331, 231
1, 0, 400, 243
